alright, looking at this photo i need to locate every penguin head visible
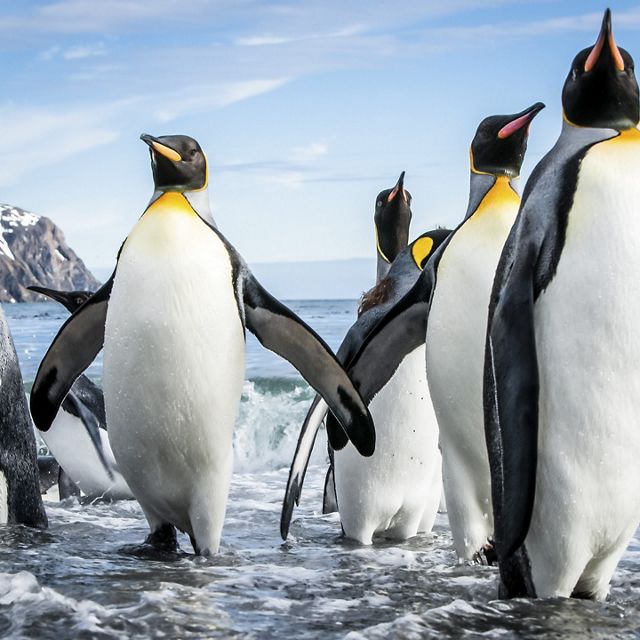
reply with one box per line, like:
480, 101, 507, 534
140, 134, 208, 192
27, 286, 93, 313
562, 9, 639, 130
470, 103, 545, 178
374, 171, 413, 265
409, 228, 451, 271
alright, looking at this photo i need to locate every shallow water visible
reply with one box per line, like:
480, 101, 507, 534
2, 301, 640, 638
0, 468, 639, 639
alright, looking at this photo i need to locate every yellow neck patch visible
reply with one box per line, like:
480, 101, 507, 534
475, 176, 520, 215
145, 191, 197, 217
375, 226, 391, 263
411, 236, 434, 269
610, 127, 640, 144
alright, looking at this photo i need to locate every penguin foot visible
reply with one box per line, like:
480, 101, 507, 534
473, 540, 497, 566
145, 523, 178, 551
120, 524, 181, 560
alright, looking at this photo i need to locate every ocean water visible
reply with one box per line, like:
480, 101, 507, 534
2, 300, 640, 639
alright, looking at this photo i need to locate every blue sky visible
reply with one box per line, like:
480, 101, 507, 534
1, 1, 639, 273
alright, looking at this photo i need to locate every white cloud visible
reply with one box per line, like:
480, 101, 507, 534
63, 43, 106, 60
0, 99, 139, 186
153, 77, 291, 123
234, 23, 367, 47
422, 8, 640, 44
292, 142, 329, 163
39, 45, 62, 61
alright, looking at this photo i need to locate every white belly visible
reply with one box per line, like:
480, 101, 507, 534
103, 203, 245, 534
426, 194, 517, 558
527, 132, 640, 596
334, 345, 442, 544
36, 401, 132, 500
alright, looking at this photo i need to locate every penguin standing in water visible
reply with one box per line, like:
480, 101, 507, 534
322, 172, 414, 515
485, 9, 640, 599
281, 222, 450, 541
0, 306, 47, 527
31, 133, 375, 555
334, 229, 448, 543
29, 286, 133, 501
326, 103, 543, 555
426, 102, 544, 562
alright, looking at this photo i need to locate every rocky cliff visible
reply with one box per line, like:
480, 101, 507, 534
0, 204, 100, 302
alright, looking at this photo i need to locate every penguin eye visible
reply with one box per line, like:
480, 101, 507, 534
190, 148, 197, 157
571, 68, 578, 81
376, 200, 382, 208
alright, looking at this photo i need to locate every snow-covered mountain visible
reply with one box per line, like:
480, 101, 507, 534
0, 204, 100, 302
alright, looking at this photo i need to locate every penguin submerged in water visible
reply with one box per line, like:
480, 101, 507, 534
0, 306, 47, 528
485, 9, 640, 599
31, 133, 375, 555
29, 286, 133, 501
281, 216, 450, 541
324, 103, 543, 556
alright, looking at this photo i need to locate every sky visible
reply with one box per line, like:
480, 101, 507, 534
1, 1, 639, 276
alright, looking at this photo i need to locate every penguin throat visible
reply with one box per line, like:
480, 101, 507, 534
475, 177, 520, 216
146, 192, 197, 217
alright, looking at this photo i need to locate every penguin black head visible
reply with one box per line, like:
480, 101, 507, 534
374, 171, 413, 264
140, 134, 208, 192
27, 285, 93, 313
470, 103, 545, 178
562, 9, 639, 130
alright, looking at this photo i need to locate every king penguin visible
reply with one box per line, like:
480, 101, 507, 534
425, 102, 544, 562
485, 9, 640, 599
30, 133, 375, 555
0, 305, 47, 527
29, 286, 133, 501
281, 220, 450, 543
322, 103, 543, 555
323, 171, 415, 516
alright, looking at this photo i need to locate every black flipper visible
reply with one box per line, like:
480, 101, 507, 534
280, 396, 328, 539
483, 125, 614, 597
322, 465, 338, 514
68, 376, 107, 430
62, 390, 113, 479
242, 272, 375, 457
58, 467, 81, 500
345, 270, 434, 407
30, 275, 113, 432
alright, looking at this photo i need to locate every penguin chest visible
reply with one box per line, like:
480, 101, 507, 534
335, 346, 441, 533
427, 200, 517, 464
533, 131, 640, 540
103, 200, 245, 510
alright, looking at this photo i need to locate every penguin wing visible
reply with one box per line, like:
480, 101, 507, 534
242, 272, 375, 457
484, 223, 540, 561
30, 275, 113, 433
344, 269, 433, 406
70, 375, 107, 430
484, 128, 612, 562
280, 395, 328, 539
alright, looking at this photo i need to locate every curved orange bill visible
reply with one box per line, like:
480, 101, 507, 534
387, 170, 406, 203
585, 8, 624, 73
140, 133, 182, 162
498, 103, 545, 140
